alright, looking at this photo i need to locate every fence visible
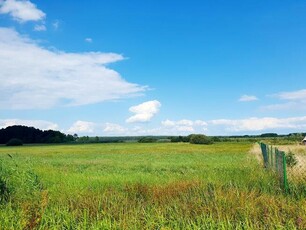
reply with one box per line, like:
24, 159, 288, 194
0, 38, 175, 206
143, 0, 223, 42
259, 142, 306, 194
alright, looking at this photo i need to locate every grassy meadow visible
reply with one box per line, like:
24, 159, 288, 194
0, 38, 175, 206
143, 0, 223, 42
0, 142, 306, 229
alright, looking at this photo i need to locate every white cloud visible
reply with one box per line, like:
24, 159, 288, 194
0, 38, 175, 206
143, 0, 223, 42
52, 20, 59, 30
162, 119, 207, 127
103, 123, 126, 134
67, 121, 95, 134
177, 119, 193, 126
85, 38, 92, 43
161, 119, 207, 134
210, 116, 306, 132
238, 95, 258, 102
177, 126, 194, 132
263, 89, 306, 111
0, 0, 45, 22
195, 120, 208, 126
0, 119, 58, 130
0, 27, 146, 109
161, 119, 175, 127
275, 89, 306, 100
261, 102, 300, 111
128, 126, 162, 135
34, 24, 46, 31
126, 100, 161, 123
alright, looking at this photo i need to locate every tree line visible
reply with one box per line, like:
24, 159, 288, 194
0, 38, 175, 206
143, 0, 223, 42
1, 125, 304, 145
0, 125, 75, 144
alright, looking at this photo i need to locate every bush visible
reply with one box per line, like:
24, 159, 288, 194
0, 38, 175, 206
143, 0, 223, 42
190, 134, 213, 145
286, 150, 298, 168
6, 138, 23, 146
138, 137, 157, 143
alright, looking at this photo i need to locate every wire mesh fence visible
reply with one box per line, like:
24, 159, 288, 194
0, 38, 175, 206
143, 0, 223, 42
259, 142, 306, 195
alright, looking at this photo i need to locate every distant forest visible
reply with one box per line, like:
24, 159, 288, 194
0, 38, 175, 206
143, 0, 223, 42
0, 125, 305, 145
0, 125, 75, 144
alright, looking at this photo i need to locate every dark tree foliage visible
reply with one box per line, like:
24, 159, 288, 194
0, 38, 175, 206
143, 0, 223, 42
0, 126, 74, 144
138, 137, 157, 143
189, 134, 214, 145
260, 133, 278, 137
170, 135, 191, 143
6, 138, 23, 146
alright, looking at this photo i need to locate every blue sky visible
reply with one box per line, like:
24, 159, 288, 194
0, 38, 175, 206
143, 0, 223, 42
0, 0, 306, 136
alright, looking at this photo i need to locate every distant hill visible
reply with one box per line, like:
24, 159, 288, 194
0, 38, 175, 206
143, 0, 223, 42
0, 125, 74, 144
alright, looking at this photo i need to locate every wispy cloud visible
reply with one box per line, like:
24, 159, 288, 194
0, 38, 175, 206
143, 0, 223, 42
34, 24, 46, 31
126, 100, 161, 123
0, 0, 45, 22
273, 89, 306, 101
0, 27, 146, 109
261, 102, 300, 111
85, 38, 92, 43
210, 116, 306, 132
52, 20, 59, 30
238, 95, 258, 102
263, 89, 306, 111
0, 119, 58, 130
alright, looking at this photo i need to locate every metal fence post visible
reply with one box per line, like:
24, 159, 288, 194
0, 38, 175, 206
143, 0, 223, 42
270, 146, 273, 168
282, 151, 289, 193
275, 149, 279, 171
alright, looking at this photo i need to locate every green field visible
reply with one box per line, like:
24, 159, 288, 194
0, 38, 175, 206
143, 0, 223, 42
0, 142, 305, 229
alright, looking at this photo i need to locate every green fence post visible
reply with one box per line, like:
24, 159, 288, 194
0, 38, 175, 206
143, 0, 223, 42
260, 143, 268, 168
275, 149, 279, 171
282, 151, 289, 193
270, 146, 273, 168
267, 145, 271, 168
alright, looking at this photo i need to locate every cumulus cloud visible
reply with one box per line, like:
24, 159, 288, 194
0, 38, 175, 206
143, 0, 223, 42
67, 121, 95, 134
0, 119, 58, 130
0, 0, 45, 22
210, 116, 306, 132
0, 27, 146, 109
238, 95, 258, 102
126, 100, 161, 123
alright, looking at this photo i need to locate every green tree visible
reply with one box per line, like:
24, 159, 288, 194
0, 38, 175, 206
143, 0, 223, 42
189, 134, 213, 145
6, 138, 23, 146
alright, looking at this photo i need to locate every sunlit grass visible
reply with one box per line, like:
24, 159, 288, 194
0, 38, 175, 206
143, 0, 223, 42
0, 142, 305, 229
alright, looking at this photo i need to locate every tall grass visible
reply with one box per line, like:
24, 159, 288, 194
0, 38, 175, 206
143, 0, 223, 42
0, 142, 305, 229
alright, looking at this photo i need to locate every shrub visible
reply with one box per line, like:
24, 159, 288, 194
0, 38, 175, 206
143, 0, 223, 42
6, 138, 23, 146
138, 137, 157, 143
286, 150, 298, 168
190, 134, 213, 145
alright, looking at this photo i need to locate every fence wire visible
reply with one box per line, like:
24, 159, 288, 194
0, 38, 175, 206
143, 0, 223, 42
259, 142, 306, 194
